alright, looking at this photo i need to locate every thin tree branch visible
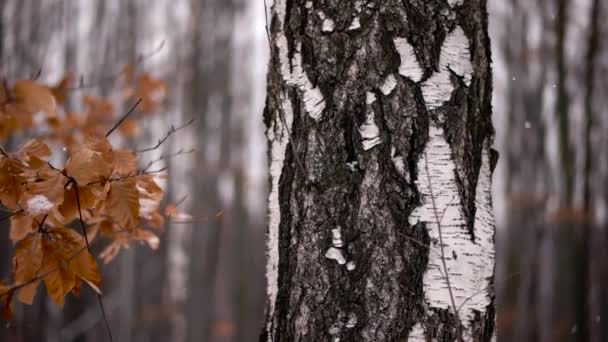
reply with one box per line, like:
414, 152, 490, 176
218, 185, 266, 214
0, 209, 24, 223
105, 99, 142, 138
136, 118, 195, 153
72, 179, 114, 342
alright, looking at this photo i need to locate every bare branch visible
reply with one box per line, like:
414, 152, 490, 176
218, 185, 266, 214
72, 179, 114, 342
0, 209, 24, 223
136, 118, 195, 153
105, 99, 142, 138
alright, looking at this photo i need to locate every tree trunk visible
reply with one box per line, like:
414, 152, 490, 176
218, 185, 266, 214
262, 0, 496, 341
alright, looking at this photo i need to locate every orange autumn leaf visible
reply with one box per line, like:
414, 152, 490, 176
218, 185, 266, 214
13, 233, 43, 304
50, 75, 71, 105
0, 157, 27, 210
104, 178, 140, 229
12, 80, 57, 117
65, 148, 112, 185
48, 227, 101, 294
118, 118, 140, 138
9, 212, 36, 243
129, 73, 167, 113
13, 228, 101, 307
112, 149, 137, 176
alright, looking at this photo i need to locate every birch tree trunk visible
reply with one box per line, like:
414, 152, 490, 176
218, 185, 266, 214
262, 0, 496, 341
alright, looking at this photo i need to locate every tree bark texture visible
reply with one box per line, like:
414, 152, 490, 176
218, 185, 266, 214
262, 0, 496, 341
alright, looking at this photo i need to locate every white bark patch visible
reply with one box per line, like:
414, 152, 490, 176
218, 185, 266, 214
346, 261, 356, 271
277, 35, 326, 121
325, 247, 347, 265
359, 108, 382, 151
366, 92, 376, 105
448, 0, 465, 7
391, 146, 410, 182
380, 74, 398, 95
266, 96, 293, 333
266, 2, 293, 332
409, 125, 495, 333
346, 313, 357, 328
393, 37, 424, 82
348, 17, 361, 30
408, 322, 426, 341
322, 18, 335, 32
332, 228, 344, 247
420, 26, 473, 109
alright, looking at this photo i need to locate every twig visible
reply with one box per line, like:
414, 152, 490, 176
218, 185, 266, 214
0, 209, 24, 223
105, 99, 142, 138
142, 148, 195, 172
136, 119, 195, 153
0, 145, 9, 158
66, 40, 167, 91
72, 180, 114, 342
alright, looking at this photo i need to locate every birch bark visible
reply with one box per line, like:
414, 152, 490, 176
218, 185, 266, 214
263, 0, 496, 340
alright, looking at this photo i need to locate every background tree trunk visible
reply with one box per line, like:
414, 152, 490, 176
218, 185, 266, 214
263, 0, 495, 341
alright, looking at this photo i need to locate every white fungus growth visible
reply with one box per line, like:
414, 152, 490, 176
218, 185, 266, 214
380, 74, 398, 95
26, 195, 54, 215
325, 247, 347, 265
393, 37, 424, 82
346, 261, 356, 271
322, 18, 335, 32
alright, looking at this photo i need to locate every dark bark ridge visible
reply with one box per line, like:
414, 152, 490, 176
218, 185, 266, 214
263, 1, 495, 341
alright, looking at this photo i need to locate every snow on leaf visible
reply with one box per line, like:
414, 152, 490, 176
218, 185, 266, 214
25, 195, 54, 215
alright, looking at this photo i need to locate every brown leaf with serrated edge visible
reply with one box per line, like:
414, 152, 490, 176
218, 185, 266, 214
48, 227, 101, 294
133, 73, 167, 113
137, 175, 163, 201
112, 149, 137, 177
104, 178, 140, 229
20, 168, 66, 210
0, 157, 26, 210
17, 139, 51, 161
12, 80, 57, 117
10, 212, 35, 243
13, 233, 43, 304
65, 148, 112, 185
40, 247, 75, 307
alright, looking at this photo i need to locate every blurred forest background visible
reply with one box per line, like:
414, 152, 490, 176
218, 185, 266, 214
0, 0, 606, 341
